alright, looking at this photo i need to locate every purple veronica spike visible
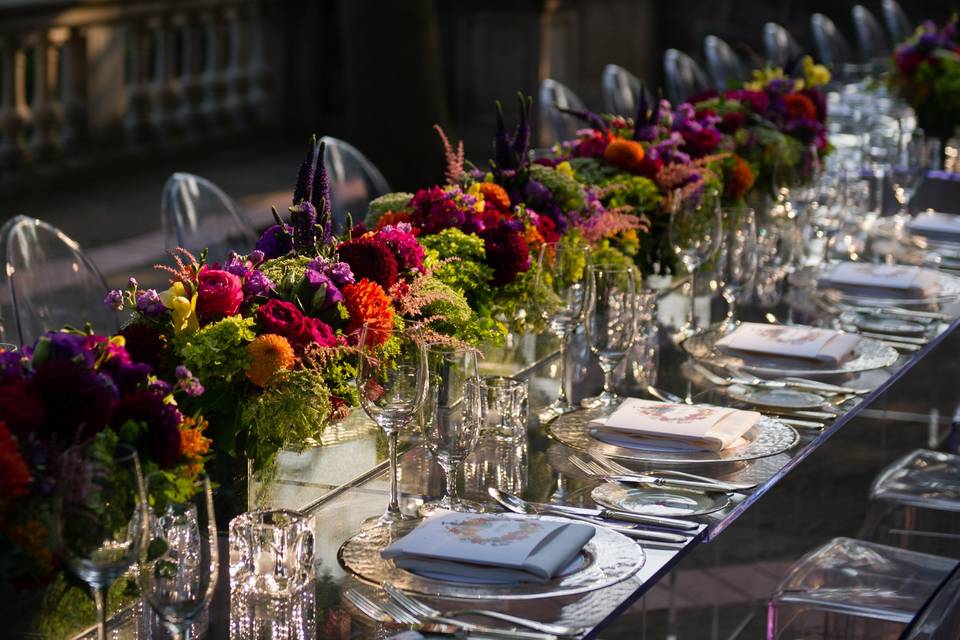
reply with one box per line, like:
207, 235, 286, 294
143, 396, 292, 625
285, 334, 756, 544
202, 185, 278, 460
289, 201, 318, 255
493, 100, 513, 169
293, 135, 318, 204
512, 94, 531, 162
632, 83, 650, 140
555, 106, 608, 134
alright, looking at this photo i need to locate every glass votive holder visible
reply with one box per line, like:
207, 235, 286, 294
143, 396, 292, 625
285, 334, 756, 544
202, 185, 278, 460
229, 509, 315, 597
476, 376, 528, 442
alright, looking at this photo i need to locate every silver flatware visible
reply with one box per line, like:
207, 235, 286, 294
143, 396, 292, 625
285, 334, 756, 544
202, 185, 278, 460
568, 455, 747, 494
773, 416, 824, 430
587, 453, 758, 491
730, 368, 871, 396
646, 385, 686, 404
383, 583, 579, 638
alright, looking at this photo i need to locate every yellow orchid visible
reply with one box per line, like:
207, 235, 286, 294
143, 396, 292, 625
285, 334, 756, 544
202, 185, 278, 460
160, 281, 199, 334
466, 182, 487, 212
802, 55, 831, 88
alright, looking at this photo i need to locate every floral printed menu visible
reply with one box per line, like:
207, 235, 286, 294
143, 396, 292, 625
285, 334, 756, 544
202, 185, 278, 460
716, 322, 860, 364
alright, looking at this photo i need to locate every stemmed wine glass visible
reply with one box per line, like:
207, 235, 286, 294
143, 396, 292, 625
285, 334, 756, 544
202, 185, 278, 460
57, 443, 147, 640
538, 241, 590, 422
718, 207, 758, 334
138, 473, 218, 640
581, 266, 638, 410
420, 345, 481, 515
357, 324, 429, 523
891, 129, 929, 224
668, 188, 722, 338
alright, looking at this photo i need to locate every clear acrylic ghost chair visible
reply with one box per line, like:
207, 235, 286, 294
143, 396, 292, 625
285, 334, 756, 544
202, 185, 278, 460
767, 537, 957, 639
861, 449, 960, 558
763, 22, 804, 73
319, 136, 391, 234
704, 35, 748, 89
161, 172, 258, 264
811, 13, 859, 81
852, 5, 891, 62
601, 64, 643, 116
662, 49, 711, 104
900, 562, 960, 640
0, 215, 118, 346
538, 78, 588, 146
882, 0, 913, 45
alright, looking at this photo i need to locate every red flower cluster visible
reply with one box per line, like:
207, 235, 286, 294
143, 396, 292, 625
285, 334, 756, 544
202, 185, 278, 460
196, 268, 244, 322
256, 299, 336, 353
337, 235, 399, 290
481, 223, 531, 286
783, 93, 818, 122
0, 421, 30, 503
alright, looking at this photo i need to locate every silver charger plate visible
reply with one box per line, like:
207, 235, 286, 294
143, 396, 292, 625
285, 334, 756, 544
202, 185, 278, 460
839, 311, 930, 337
546, 407, 799, 464
725, 384, 827, 410
791, 265, 960, 307
681, 326, 899, 377
337, 513, 646, 600
591, 482, 731, 517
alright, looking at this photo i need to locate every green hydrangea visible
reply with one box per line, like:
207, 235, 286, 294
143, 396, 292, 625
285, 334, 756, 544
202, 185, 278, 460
418, 275, 506, 344
601, 175, 661, 213
177, 315, 256, 386
258, 255, 312, 299
569, 157, 618, 185
420, 229, 495, 309
528, 164, 586, 211
365, 192, 414, 226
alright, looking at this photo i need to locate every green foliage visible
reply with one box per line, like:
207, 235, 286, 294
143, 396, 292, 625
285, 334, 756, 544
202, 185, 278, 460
177, 315, 256, 386
421, 228, 496, 311
568, 157, 618, 185
257, 255, 312, 300
600, 174, 661, 212
913, 58, 960, 138
491, 261, 561, 334
418, 275, 506, 344
528, 164, 586, 211
591, 239, 639, 272
556, 230, 590, 287
364, 192, 414, 226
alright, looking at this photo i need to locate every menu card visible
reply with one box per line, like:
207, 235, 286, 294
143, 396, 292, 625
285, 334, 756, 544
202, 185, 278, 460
715, 322, 860, 365
818, 262, 941, 298
381, 512, 594, 584
907, 211, 960, 241
589, 398, 760, 452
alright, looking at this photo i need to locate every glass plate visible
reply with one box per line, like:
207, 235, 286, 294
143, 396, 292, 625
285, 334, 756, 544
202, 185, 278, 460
591, 483, 731, 517
725, 385, 827, 410
337, 513, 645, 600
791, 265, 960, 307
546, 407, 799, 464
681, 326, 899, 377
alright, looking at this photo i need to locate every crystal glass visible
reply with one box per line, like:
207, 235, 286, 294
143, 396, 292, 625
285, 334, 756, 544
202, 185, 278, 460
228, 509, 315, 596
582, 266, 638, 410
718, 207, 757, 333
538, 241, 590, 422
669, 189, 722, 337
356, 324, 428, 522
420, 346, 481, 514
57, 443, 147, 640
139, 473, 218, 640
891, 129, 929, 220
474, 375, 528, 441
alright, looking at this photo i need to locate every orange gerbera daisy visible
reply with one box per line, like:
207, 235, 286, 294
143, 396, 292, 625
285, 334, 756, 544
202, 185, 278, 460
246, 334, 296, 387
784, 93, 817, 121
603, 137, 646, 173
478, 182, 511, 212
343, 278, 395, 345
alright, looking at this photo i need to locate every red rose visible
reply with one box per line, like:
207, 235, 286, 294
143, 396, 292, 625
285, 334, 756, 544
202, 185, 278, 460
195, 268, 243, 321
295, 315, 337, 348
256, 299, 336, 351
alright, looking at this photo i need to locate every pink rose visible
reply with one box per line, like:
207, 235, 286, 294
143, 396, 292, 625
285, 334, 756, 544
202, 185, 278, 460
196, 268, 243, 321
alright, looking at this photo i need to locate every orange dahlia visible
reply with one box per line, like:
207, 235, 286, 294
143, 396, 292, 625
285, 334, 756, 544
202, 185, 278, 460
724, 155, 756, 201
478, 182, 511, 212
246, 334, 296, 387
603, 137, 646, 173
343, 278, 395, 345
179, 415, 212, 475
784, 93, 817, 121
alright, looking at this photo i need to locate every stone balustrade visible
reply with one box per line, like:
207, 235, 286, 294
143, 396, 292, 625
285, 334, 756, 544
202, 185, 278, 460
0, 0, 275, 182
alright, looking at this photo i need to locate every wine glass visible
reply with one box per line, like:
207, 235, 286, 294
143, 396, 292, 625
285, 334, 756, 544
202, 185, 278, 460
718, 207, 758, 333
139, 473, 218, 640
581, 266, 638, 410
668, 188, 722, 338
538, 241, 590, 422
420, 346, 481, 515
891, 129, 929, 223
356, 324, 428, 523
57, 443, 147, 640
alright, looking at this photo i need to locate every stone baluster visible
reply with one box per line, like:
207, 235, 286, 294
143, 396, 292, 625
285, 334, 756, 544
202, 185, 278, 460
244, 1, 270, 122
0, 36, 30, 169
150, 14, 181, 139
30, 28, 65, 162
60, 27, 88, 153
177, 11, 205, 136
200, 9, 228, 134
124, 21, 153, 145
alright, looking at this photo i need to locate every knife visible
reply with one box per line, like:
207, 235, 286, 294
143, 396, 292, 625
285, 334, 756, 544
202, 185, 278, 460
531, 502, 700, 531
601, 473, 750, 493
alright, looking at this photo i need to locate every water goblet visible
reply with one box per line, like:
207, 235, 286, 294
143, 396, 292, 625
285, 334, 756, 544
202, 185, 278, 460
669, 188, 722, 338
420, 346, 481, 514
57, 443, 147, 640
139, 473, 218, 640
718, 207, 758, 333
891, 129, 929, 223
356, 324, 428, 523
581, 266, 638, 410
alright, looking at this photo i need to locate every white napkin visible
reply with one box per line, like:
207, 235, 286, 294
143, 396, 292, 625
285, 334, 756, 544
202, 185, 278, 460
588, 399, 760, 452
907, 212, 960, 241
818, 262, 941, 298
381, 513, 594, 584
715, 322, 861, 366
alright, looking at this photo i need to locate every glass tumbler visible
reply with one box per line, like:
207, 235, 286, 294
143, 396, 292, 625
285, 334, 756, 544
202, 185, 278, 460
229, 509, 315, 597
475, 376, 528, 442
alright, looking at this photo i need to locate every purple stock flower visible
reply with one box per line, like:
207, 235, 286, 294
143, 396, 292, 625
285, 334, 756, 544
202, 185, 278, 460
304, 268, 343, 308
255, 224, 294, 259
103, 289, 124, 311
175, 365, 205, 397
243, 269, 274, 299
135, 289, 166, 317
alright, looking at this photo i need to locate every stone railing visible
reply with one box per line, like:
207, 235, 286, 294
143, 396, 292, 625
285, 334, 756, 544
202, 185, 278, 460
0, 0, 276, 182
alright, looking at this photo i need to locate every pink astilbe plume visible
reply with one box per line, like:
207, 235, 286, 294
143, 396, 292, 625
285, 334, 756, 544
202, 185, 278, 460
299, 343, 359, 370
389, 258, 475, 351
576, 207, 650, 244
434, 124, 465, 186
154, 248, 201, 287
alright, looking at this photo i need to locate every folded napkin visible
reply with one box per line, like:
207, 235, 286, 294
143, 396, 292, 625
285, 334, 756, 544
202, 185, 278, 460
907, 212, 960, 241
817, 262, 941, 298
381, 512, 594, 584
715, 322, 861, 366
588, 398, 760, 452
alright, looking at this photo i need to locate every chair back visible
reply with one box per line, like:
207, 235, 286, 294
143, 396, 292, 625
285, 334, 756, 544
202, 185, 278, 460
0, 215, 117, 346
538, 78, 588, 145
601, 64, 643, 116
899, 562, 960, 639
763, 22, 804, 73
811, 13, 854, 69
662, 49, 711, 104
161, 172, 258, 264
853, 5, 891, 61
882, 0, 913, 44
319, 136, 391, 234
704, 35, 748, 89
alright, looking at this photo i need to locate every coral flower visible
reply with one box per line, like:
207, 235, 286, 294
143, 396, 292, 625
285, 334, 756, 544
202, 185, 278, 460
603, 138, 646, 173
246, 334, 296, 387
343, 279, 395, 345
783, 93, 818, 122
477, 182, 511, 212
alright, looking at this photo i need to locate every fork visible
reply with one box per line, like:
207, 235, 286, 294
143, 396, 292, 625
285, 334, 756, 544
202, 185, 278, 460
383, 583, 579, 637
568, 455, 747, 493
588, 452, 758, 491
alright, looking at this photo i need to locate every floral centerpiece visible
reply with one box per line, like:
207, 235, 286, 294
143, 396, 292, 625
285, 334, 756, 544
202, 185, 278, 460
892, 16, 960, 139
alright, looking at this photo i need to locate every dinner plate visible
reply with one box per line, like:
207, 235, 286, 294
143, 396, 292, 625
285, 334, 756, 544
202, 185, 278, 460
791, 265, 960, 307
839, 312, 930, 337
681, 326, 899, 378
337, 513, 646, 600
591, 482, 731, 517
725, 384, 827, 410
546, 407, 799, 465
